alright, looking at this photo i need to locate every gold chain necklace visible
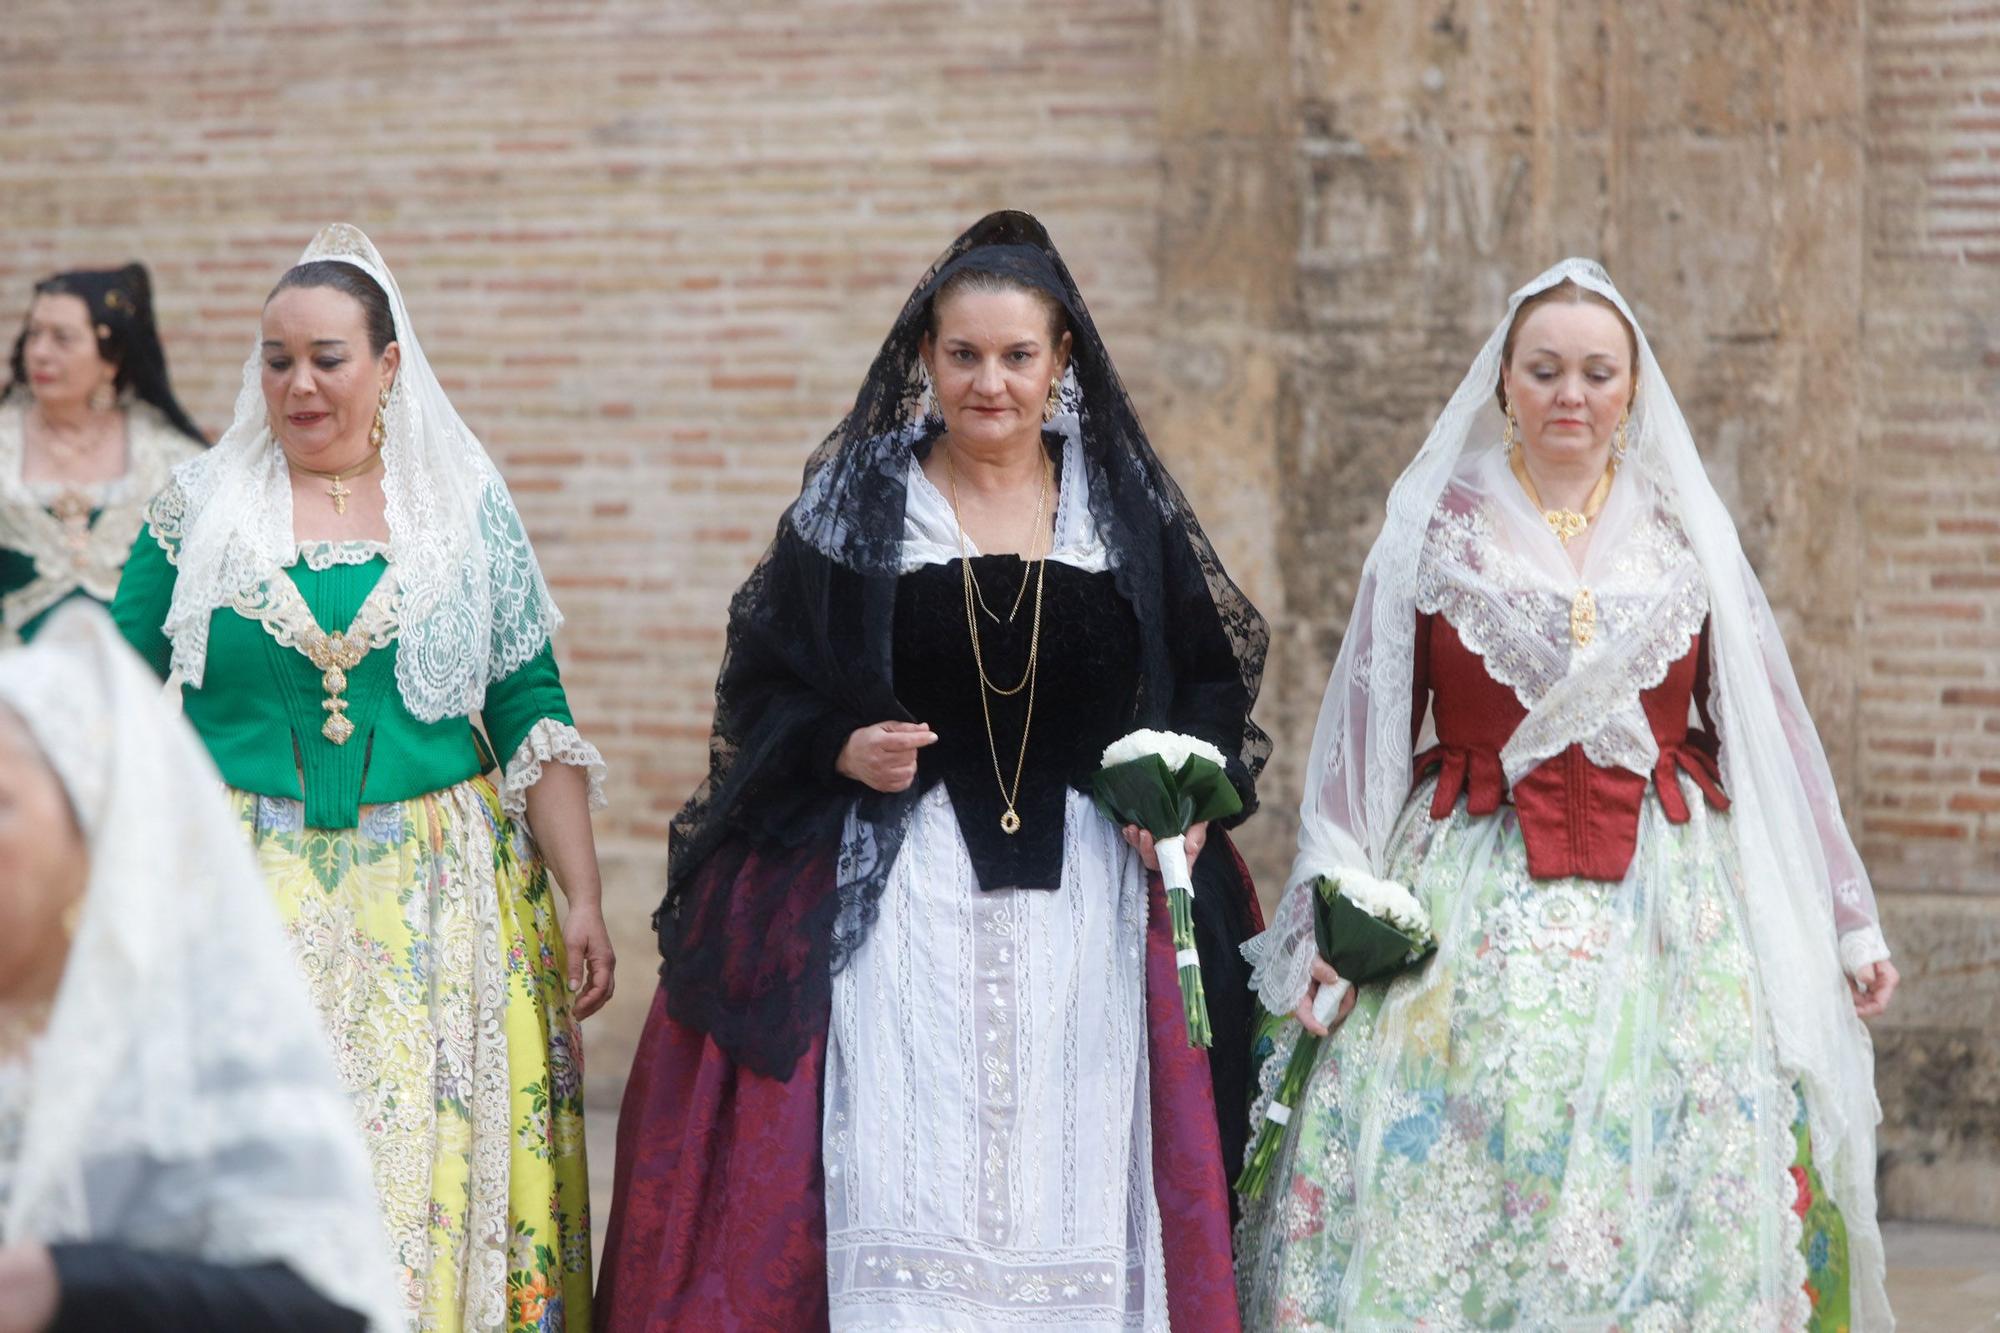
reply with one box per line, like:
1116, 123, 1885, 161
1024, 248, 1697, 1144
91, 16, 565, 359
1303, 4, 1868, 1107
1510, 451, 1616, 647
947, 446, 1050, 625
1509, 449, 1615, 546
289, 448, 382, 516
943, 441, 1052, 834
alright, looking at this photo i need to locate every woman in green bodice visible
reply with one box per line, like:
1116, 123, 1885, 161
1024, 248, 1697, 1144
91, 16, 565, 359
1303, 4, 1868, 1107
111, 224, 611, 1333
0, 264, 205, 645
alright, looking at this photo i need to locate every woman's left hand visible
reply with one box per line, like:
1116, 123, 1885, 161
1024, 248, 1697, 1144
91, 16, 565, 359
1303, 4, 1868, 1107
1849, 959, 1899, 1020
1121, 821, 1208, 873
0, 1244, 59, 1333
562, 901, 617, 1021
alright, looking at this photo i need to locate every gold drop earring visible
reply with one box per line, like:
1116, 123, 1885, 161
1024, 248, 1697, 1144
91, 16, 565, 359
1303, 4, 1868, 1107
1502, 407, 1520, 455
370, 383, 389, 453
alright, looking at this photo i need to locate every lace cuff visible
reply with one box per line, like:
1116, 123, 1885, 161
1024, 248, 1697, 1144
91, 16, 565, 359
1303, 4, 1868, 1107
499, 719, 608, 819
1838, 925, 1890, 978
1243, 874, 1322, 1016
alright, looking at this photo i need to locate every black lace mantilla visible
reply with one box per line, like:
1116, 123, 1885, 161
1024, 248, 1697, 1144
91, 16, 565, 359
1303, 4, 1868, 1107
655, 211, 1270, 1080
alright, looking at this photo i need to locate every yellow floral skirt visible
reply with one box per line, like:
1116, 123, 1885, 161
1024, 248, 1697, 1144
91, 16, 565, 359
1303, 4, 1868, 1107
229, 777, 591, 1333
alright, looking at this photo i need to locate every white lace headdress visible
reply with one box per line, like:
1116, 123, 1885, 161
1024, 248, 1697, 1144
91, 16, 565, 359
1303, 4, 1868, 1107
154, 222, 560, 721
0, 603, 404, 1331
1256, 258, 1890, 1327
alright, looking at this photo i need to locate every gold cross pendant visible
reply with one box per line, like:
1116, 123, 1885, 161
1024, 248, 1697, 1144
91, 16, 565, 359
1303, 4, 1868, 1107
326, 477, 351, 515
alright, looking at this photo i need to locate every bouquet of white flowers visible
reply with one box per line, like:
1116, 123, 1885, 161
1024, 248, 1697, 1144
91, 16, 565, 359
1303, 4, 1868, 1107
1092, 728, 1243, 1047
1235, 867, 1436, 1197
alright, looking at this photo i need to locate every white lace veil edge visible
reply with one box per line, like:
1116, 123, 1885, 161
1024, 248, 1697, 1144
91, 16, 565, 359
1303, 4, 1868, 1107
0, 603, 405, 1331
1261, 257, 1889, 1327
156, 222, 560, 723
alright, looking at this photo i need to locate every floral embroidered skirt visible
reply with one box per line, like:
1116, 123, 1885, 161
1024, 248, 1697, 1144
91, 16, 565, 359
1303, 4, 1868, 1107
1235, 774, 1851, 1332
229, 776, 591, 1333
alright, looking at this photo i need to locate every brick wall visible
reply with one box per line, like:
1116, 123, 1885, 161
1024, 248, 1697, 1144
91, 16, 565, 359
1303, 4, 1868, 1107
0, 0, 1167, 1093
6, 0, 1995, 1225
1861, 0, 2000, 1225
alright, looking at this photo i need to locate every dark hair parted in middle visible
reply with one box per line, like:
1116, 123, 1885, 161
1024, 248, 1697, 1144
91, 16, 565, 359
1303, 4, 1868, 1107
268, 261, 397, 356
926, 265, 1069, 345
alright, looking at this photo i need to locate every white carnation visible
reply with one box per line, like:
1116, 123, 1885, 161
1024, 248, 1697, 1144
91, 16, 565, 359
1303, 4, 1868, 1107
1099, 728, 1230, 773
1329, 867, 1432, 938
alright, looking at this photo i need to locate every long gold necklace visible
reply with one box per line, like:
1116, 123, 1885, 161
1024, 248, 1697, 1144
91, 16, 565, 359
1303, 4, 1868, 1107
1510, 451, 1617, 647
289, 448, 382, 516
949, 447, 1050, 626
944, 442, 1052, 835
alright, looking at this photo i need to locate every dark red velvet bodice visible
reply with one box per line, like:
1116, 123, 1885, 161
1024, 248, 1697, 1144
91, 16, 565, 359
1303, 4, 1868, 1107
1413, 611, 1729, 881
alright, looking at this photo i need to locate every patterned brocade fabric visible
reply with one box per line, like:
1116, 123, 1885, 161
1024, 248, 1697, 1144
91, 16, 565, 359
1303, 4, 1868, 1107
1236, 772, 1830, 1331
229, 777, 591, 1333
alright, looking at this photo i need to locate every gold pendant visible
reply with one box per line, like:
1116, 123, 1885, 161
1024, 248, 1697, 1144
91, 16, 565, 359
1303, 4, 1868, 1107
1570, 587, 1597, 647
303, 629, 369, 745
1544, 508, 1588, 545
999, 809, 1021, 835
50, 491, 94, 555
327, 476, 351, 515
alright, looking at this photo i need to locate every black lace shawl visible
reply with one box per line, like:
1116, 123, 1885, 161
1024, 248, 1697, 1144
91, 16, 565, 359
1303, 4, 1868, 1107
656, 210, 1270, 1079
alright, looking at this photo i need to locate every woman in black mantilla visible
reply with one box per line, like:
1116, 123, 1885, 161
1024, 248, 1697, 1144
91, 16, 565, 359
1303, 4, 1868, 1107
0, 265, 205, 645
597, 211, 1269, 1332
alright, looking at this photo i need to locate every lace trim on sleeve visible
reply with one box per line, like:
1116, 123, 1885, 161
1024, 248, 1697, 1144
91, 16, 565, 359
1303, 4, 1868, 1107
1241, 866, 1348, 1016
1837, 925, 1890, 977
498, 718, 608, 819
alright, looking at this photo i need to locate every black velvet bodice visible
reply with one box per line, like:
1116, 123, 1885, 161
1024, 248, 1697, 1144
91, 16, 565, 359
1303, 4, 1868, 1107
893, 557, 1140, 891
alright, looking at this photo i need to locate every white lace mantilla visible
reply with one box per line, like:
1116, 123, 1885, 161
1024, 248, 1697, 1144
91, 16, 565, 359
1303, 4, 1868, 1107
1413, 492, 1711, 785
0, 605, 406, 1331
154, 224, 563, 725
0, 402, 200, 641
499, 719, 608, 819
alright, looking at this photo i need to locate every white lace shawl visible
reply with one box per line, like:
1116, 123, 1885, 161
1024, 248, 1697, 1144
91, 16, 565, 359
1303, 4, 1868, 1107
155, 222, 560, 723
1250, 258, 1890, 1329
0, 604, 404, 1331
0, 400, 201, 643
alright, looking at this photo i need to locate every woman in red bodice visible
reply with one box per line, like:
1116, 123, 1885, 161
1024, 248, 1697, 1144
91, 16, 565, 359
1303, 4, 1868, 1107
1236, 260, 1899, 1331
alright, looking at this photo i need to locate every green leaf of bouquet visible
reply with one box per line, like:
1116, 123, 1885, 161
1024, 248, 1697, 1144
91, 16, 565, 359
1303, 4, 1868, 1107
1172, 755, 1243, 825
1091, 755, 1184, 833
1311, 877, 1432, 984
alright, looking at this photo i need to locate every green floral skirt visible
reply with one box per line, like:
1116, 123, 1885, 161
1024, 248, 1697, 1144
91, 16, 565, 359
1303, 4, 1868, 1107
1236, 776, 1851, 1332
231, 776, 591, 1333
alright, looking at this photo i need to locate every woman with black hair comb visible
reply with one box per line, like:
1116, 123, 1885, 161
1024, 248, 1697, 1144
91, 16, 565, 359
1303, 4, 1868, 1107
0, 264, 205, 644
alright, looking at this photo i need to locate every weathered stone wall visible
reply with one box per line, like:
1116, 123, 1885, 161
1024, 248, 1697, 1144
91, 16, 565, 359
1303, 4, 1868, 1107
1858, 0, 2000, 1226
4, 0, 1992, 1225
1166, 0, 1997, 1228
